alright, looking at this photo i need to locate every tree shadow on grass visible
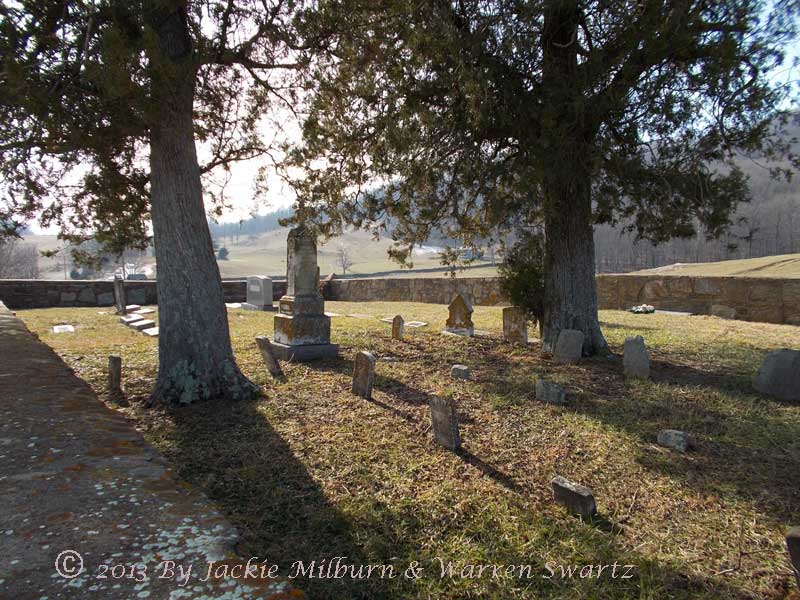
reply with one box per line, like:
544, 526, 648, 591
161, 398, 404, 599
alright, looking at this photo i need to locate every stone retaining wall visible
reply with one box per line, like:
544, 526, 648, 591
1, 274, 798, 325
596, 274, 800, 325
325, 276, 505, 305
0, 279, 288, 309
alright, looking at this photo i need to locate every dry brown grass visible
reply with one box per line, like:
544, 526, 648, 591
20, 303, 800, 599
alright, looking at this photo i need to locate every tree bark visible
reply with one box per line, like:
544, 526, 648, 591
146, 2, 257, 404
539, 0, 609, 356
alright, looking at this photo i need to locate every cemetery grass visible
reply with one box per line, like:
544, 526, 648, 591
21, 304, 800, 599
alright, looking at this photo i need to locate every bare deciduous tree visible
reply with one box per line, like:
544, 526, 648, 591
0, 240, 39, 279
336, 244, 354, 275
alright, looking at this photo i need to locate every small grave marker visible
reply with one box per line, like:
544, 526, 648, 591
657, 429, 689, 452
451, 364, 471, 380
553, 329, 584, 364
551, 476, 597, 517
445, 294, 474, 336
623, 335, 650, 379
352, 351, 377, 399
391, 315, 404, 340
503, 307, 528, 344
429, 396, 461, 451
255, 336, 285, 379
535, 379, 566, 405
108, 355, 122, 396
52, 325, 75, 334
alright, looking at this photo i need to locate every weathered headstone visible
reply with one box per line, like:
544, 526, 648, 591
113, 275, 127, 315
787, 527, 800, 589
351, 351, 377, 399
623, 335, 650, 379
108, 355, 122, 396
551, 476, 597, 517
753, 349, 800, 401
451, 364, 471, 380
553, 329, 584, 364
429, 396, 461, 450
255, 336, 284, 379
391, 315, 404, 340
445, 294, 474, 336
243, 276, 275, 311
270, 226, 339, 361
502, 307, 528, 344
657, 429, 689, 452
535, 379, 566, 405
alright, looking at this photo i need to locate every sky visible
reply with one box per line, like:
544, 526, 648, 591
23, 26, 800, 235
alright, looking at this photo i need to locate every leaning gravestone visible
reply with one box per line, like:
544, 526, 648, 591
255, 336, 285, 379
243, 276, 275, 311
391, 315, 404, 340
113, 275, 127, 315
551, 476, 597, 517
553, 329, 584, 364
753, 349, 800, 401
429, 396, 461, 451
502, 306, 528, 344
623, 335, 650, 379
352, 351, 377, 399
445, 294, 474, 336
270, 226, 339, 361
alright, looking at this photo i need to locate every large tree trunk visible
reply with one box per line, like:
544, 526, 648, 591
146, 3, 258, 404
541, 176, 608, 355
539, 0, 609, 356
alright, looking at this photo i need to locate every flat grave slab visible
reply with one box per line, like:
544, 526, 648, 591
131, 319, 156, 331
52, 325, 75, 334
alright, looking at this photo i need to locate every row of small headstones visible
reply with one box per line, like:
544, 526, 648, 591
101, 326, 800, 585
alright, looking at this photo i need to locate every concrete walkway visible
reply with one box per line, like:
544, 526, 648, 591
0, 303, 297, 599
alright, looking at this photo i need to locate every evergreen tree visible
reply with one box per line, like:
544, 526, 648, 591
0, 1, 312, 403
288, 0, 799, 354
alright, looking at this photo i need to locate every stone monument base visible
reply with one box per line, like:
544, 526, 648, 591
443, 327, 474, 337
269, 341, 339, 361
241, 303, 277, 311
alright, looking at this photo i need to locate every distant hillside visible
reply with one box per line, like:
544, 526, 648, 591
631, 253, 800, 278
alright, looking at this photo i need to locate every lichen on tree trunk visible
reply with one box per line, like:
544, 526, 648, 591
146, 2, 257, 405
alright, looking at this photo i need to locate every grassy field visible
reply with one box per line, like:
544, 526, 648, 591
19, 304, 800, 599
24, 229, 482, 280
631, 253, 800, 279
